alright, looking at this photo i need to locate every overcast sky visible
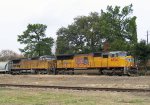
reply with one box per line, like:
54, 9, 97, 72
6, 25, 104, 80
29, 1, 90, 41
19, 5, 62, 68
0, 0, 150, 54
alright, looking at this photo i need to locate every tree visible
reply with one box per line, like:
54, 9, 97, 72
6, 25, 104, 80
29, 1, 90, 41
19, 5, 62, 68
56, 4, 137, 54
56, 27, 71, 54
134, 40, 150, 71
74, 12, 103, 53
100, 4, 137, 51
0, 50, 22, 61
56, 12, 103, 54
18, 24, 54, 57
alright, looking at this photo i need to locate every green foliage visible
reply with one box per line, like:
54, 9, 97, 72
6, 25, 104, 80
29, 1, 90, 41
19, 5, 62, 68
56, 4, 137, 54
56, 13, 103, 54
134, 40, 150, 74
18, 24, 54, 57
100, 4, 137, 51
134, 40, 150, 65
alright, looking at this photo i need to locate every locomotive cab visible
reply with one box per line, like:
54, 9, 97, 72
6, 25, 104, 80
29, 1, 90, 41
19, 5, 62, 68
101, 51, 138, 75
114, 51, 137, 75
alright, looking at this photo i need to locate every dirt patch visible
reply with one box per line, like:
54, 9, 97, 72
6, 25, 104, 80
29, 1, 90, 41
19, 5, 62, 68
0, 74, 150, 89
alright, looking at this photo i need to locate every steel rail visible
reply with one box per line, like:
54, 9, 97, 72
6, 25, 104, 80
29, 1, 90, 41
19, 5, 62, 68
0, 84, 150, 92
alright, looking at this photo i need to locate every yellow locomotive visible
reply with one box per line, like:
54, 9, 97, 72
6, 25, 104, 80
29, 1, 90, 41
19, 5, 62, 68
10, 56, 56, 74
56, 51, 137, 75
9, 51, 137, 75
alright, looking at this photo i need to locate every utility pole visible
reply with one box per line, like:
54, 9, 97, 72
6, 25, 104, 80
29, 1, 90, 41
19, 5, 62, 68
147, 30, 150, 44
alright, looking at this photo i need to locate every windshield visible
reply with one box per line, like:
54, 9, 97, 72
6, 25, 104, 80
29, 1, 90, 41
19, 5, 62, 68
118, 52, 127, 57
127, 58, 134, 62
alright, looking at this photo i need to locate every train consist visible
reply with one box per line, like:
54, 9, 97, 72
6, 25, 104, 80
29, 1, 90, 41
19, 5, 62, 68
5, 51, 138, 75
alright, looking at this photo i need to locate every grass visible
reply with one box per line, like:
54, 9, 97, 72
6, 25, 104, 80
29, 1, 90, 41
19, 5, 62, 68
0, 88, 150, 105
118, 99, 144, 104
0, 88, 96, 105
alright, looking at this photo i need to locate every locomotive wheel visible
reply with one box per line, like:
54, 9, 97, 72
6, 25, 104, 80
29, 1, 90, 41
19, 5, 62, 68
71, 70, 74, 75
99, 70, 103, 75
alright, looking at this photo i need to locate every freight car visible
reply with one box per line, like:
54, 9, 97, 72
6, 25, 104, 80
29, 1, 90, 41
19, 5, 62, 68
0, 61, 10, 74
9, 51, 138, 75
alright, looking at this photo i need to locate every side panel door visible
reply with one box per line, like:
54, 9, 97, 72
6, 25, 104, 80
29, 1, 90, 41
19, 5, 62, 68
102, 54, 108, 68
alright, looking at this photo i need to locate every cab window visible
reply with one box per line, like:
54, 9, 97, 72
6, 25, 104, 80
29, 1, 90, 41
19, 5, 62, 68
111, 54, 115, 57
119, 52, 127, 57
116, 53, 118, 57
103, 54, 108, 58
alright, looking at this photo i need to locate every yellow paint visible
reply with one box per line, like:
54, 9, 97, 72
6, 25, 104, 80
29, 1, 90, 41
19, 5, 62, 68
12, 53, 136, 70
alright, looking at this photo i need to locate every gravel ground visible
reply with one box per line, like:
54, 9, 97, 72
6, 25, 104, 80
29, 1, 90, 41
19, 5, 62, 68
0, 74, 150, 89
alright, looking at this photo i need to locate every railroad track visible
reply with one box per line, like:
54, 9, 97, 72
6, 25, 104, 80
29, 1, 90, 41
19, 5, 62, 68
0, 84, 150, 92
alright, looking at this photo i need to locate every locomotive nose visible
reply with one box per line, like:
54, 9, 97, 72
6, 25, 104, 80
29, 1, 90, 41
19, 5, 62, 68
126, 57, 135, 67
